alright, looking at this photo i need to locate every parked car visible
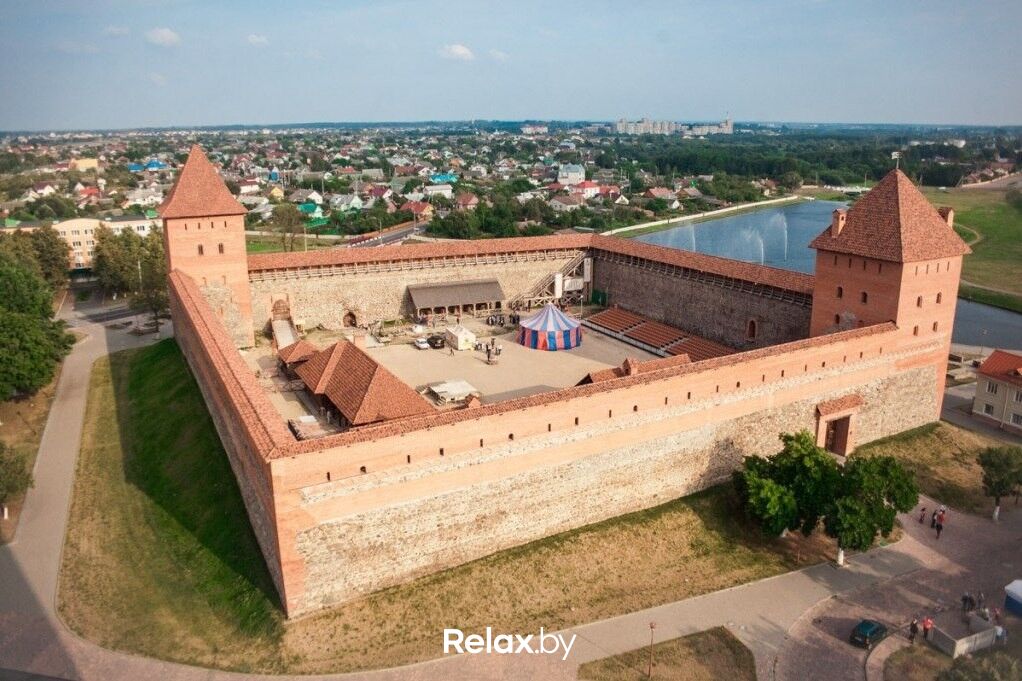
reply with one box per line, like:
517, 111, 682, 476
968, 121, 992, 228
427, 335, 446, 349
849, 619, 888, 649
413, 337, 429, 350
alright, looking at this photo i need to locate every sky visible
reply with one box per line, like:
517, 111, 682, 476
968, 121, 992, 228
2, 0, 1021, 131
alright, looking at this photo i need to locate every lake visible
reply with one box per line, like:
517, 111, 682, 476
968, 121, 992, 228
635, 199, 1022, 348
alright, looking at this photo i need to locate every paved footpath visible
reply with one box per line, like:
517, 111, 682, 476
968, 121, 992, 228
1, 303, 1018, 680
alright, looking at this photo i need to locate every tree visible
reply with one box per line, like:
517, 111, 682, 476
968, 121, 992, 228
271, 203, 304, 251
0, 443, 33, 511
0, 253, 52, 316
937, 652, 1021, 681
824, 455, 918, 563
779, 171, 803, 191
0, 229, 43, 281
0, 312, 73, 398
30, 225, 71, 288
130, 230, 169, 325
92, 225, 145, 293
977, 446, 1022, 521
735, 432, 917, 565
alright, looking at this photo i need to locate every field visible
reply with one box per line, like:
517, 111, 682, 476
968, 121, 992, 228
853, 422, 1001, 515
885, 638, 1022, 680
58, 340, 833, 674
577, 626, 755, 681
919, 187, 1022, 312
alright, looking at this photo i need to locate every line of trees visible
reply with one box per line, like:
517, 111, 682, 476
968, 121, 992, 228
91, 226, 168, 323
733, 431, 918, 565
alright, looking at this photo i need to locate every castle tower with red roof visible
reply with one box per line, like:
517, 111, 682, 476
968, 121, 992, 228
809, 169, 970, 413
159, 144, 254, 346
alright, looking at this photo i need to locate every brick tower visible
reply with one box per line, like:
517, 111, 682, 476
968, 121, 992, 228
159, 144, 254, 347
809, 169, 971, 414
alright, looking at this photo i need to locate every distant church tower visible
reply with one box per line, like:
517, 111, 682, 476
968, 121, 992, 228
159, 145, 254, 347
809, 169, 971, 411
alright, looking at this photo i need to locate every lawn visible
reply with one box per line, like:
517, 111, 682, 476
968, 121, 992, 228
853, 422, 1001, 515
885, 635, 1022, 681
0, 372, 61, 543
245, 235, 337, 253
578, 626, 755, 681
59, 340, 833, 674
919, 187, 1022, 306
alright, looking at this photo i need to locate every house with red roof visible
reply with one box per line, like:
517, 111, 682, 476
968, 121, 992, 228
570, 180, 600, 200
455, 193, 479, 211
973, 349, 1022, 435
401, 200, 434, 221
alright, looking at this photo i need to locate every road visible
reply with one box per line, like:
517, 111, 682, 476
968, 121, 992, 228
0, 301, 1017, 681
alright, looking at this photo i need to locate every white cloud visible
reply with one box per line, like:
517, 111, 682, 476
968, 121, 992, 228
145, 27, 180, 47
103, 25, 130, 36
56, 41, 99, 55
247, 33, 269, 46
148, 72, 167, 86
489, 49, 509, 62
439, 43, 475, 61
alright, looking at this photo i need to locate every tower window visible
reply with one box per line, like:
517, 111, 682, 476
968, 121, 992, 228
860, 292, 868, 304
936, 292, 943, 304
746, 319, 757, 340
218, 242, 225, 254
916, 296, 923, 308
836, 286, 843, 299
834, 314, 840, 324
197, 244, 204, 256
932, 321, 939, 332
913, 326, 919, 336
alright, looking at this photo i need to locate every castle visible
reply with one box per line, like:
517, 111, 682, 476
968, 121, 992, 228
162, 145, 969, 617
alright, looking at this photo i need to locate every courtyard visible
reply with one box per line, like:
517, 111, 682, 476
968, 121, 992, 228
365, 325, 657, 404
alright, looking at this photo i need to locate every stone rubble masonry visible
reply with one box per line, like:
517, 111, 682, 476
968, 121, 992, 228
291, 363, 936, 613
591, 251, 811, 348
248, 249, 584, 331
164, 230, 960, 618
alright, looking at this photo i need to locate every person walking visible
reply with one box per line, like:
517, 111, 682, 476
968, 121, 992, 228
931, 510, 938, 528
922, 616, 934, 641
977, 590, 985, 610
918, 507, 926, 524
909, 618, 919, 644
936, 520, 944, 539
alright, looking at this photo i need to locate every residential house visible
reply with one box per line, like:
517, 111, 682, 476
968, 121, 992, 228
455, 193, 479, 211
298, 202, 324, 219
972, 350, 1022, 435
424, 184, 454, 200
238, 179, 261, 195
288, 189, 323, 205
330, 194, 364, 212
571, 180, 600, 200
401, 201, 434, 221
267, 186, 285, 200
557, 164, 586, 186
549, 194, 584, 212
361, 168, 385, 181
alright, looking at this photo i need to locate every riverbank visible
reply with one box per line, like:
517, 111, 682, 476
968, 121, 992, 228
604, 195, 808, 238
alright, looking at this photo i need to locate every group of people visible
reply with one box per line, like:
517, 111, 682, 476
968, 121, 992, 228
917, 504, 949, 539
485, 314, 510, 327
908, 616, 934, 644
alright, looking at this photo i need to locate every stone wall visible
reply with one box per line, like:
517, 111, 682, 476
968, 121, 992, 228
284, 356, 937, 614
247, 250, 583, 332
591, 253, 812, 349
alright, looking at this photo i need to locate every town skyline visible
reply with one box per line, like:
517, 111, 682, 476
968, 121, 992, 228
2, 0, 1020, 131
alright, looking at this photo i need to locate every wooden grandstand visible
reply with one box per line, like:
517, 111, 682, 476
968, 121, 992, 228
584, 307, 734, 361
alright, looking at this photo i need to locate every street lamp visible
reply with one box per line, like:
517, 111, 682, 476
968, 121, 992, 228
647, 621, 656, 678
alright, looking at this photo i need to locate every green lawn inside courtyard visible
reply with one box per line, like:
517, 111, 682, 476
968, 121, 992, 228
577, 626, 756, 681
58, 339, 835, 674
245, 234, 338, 253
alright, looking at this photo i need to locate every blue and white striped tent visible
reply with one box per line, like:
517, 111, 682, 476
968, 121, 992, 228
516, 304, 582, 351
